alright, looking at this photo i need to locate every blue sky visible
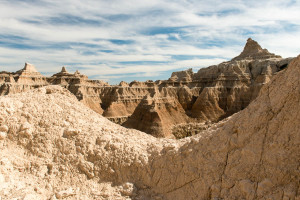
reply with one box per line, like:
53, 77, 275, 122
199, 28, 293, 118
0, 0, 300, 84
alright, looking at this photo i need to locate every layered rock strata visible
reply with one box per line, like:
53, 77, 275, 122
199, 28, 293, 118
123, 93, 190, 137
169, 68, 194, 82
191, 56, 292, 121
0, 63, 48, 95
118, 39, 293, 137
48, 67, 109, 114
0, 39, 294, 138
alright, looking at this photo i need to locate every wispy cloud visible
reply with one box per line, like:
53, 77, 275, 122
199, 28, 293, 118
0, 0, 300, 84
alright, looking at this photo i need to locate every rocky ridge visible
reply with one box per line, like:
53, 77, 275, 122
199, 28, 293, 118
0, 39, 294, 138
0, 52, 299, 199
0, 63, 48, 95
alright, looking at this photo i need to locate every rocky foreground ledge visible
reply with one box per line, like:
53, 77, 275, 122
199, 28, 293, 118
0, 39, 295, 138
0, 53, 299, 198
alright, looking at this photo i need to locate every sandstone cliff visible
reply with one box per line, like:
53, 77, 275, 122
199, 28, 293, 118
0, 53, 299, 199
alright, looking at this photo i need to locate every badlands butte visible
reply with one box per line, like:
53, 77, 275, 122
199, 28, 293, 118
0, 38, 293, 138
0, 38, 299, 199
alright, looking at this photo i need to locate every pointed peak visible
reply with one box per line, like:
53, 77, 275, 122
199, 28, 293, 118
119, 81, 129, 87
244, 38, 263, 52
23, 62, 38, 72
61, 66, 67, 73
232, 38, 281, 61
15, 62, 42, 77
74, 70, 79, 74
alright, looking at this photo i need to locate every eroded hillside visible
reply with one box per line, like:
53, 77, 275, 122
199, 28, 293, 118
0, 53, 299, 199
0, 39, 294, 138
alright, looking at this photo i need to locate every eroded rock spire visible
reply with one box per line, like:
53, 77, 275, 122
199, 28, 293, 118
61, 66, 67, 73
23, 62, 38, 73
232, 38, 281, 61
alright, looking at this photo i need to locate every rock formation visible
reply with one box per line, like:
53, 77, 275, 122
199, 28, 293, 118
190, 57, 292, 121
123, 93, 190, 138
0, 54, 299, 199
169, 68, 194, 82
0, 39, 294, 138
232, 38, 282, 61
0, 63, 48, 95
49, 66, 110, 114
120, 39, 292, 137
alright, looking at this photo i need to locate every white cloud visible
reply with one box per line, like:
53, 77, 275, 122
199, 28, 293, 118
174, 58, 226, 68
0, 0, 300, 83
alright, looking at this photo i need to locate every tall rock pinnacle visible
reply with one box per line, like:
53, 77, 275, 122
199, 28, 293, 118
61, 66, 67, 73
232, 38, 281, 61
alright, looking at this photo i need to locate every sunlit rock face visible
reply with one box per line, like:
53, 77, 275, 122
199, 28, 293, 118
48, 66, 109, 114
0, 39, 294, 138
191, 56, 292, 121
0, 63, 48, 95
117, 39, 292, 137
231, 38, 282, 61
169, 68, 194, 82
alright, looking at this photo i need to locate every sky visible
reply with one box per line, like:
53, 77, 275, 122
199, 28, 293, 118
0, 0, 300, 84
